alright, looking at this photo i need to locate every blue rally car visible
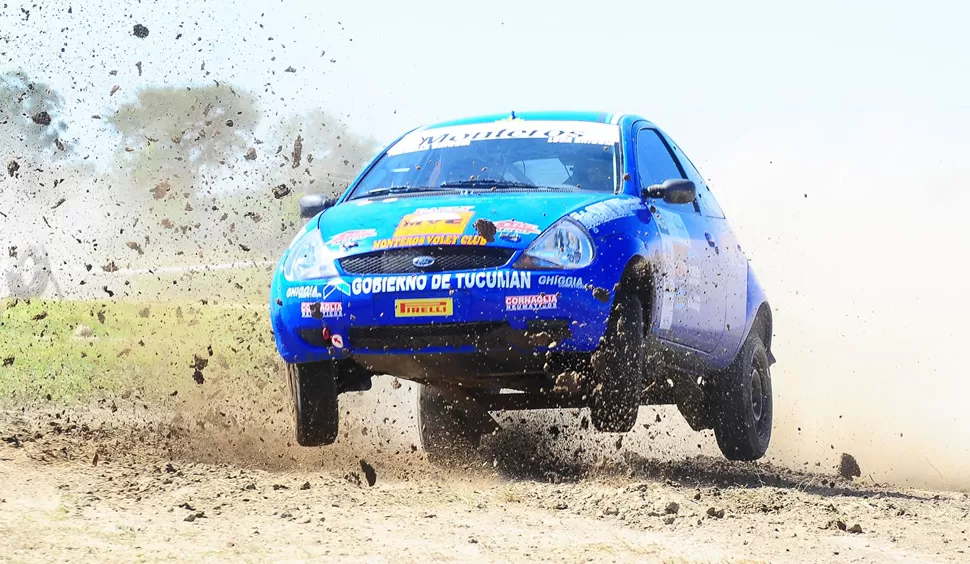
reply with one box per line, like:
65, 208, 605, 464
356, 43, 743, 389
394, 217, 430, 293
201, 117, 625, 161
269, 111, 776, 463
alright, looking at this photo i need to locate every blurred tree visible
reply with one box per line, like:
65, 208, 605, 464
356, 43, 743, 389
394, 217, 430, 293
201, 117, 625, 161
101, 86, 382, 261
0, 70, 71, 156
106, 84, 259, 193
267, 109, 381, 198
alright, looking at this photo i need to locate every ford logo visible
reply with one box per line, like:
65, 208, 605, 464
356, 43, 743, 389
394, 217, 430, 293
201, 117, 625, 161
412, 256, 436, 268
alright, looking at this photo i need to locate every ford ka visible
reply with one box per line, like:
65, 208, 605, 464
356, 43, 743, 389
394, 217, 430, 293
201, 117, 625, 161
269, 111, 776, 463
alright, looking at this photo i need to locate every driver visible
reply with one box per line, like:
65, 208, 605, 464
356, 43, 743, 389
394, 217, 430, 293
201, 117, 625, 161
565, 154, 614, 191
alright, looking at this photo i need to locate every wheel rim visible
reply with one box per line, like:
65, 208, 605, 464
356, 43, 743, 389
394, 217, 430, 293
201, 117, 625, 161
749, 364, 770, 438
750, 367, 763, 421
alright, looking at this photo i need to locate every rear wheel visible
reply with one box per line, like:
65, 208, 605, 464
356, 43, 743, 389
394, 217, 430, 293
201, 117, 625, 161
589, 291, 646, 433
286, 361, 339, 446
417, 385, 486, 466
712, 327, 773, 461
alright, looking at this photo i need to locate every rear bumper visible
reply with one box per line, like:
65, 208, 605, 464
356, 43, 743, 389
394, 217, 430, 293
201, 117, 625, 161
269, 266, 615, 364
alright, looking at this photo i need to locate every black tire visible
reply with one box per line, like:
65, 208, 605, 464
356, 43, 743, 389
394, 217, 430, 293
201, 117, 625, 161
286, 361, 339, 446
417, 384, 484, 466
712, 327, 773, 461
589, 291, 646, 433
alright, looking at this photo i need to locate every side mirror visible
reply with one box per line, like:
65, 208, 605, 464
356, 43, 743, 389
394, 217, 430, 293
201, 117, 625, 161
299, 194, 338, 219
642, 179, 696, 205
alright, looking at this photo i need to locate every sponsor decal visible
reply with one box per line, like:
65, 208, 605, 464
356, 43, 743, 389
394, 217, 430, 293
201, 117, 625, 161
538, 275, 585, 289
548, 133, 614, 145
327, 229, 377, 246
451, 271, 531, 290
395, 298, 454, 317
285, 279, 351, 300
569, 198, 641, 231
300, 301, 343, 319
350, 271, 532, 295
656, 212, 700, 326
331, 334, 344, 348
369, 206, 484, 249
505, 294, 558, 311
385, 121, 620, 156
393, 209, 474, 237
494, 219, 540, 242
414, 206, 475, 213
286, 285, 322, 299
494, 219, 540, 235
324, 278, 352, 298
353, 274, 427, 294
372, 234, 487, 250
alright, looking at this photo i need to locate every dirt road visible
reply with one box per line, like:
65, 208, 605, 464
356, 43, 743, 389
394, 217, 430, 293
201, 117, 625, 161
2, 396, 968, 564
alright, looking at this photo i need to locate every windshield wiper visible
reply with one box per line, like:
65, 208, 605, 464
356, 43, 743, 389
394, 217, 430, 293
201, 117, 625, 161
354, 185, 453, 199
438, 179, 537, 189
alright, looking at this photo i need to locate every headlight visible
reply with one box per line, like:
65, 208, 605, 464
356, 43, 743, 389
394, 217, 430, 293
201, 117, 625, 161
282, 228, 339, 281
512, 218, 595, 270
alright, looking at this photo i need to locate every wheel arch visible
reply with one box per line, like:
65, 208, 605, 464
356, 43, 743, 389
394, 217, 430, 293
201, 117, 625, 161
595, 230, 661, 330
740, 263, 775, 366
617, 253, 660, 331
752, 302, 774, 364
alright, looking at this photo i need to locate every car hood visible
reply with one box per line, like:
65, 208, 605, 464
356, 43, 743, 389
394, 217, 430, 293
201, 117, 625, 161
313, 191, 618, 256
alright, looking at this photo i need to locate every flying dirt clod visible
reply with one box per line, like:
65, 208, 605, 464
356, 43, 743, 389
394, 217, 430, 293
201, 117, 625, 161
31, 111, 52, 126
292, 135, 303, 169
272, 184, 291, 199
592, 287, 610, 303
473, 218, 497, 242
359, 459, 377, 487
191, 355, 208, 385
838, 453, 862, 480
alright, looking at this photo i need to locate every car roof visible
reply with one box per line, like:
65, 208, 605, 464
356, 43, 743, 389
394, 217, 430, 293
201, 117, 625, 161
417, 111, 654, 131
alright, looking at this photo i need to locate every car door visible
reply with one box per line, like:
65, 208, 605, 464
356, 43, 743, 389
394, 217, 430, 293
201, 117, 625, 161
634, 124, 725, 353
663, 136, 748, 357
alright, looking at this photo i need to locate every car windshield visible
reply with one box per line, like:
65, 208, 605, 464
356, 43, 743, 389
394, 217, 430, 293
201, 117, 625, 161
348, 120, 620, 199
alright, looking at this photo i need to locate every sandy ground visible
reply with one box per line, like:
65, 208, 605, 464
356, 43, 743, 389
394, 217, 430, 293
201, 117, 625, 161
2, 388, 969, 564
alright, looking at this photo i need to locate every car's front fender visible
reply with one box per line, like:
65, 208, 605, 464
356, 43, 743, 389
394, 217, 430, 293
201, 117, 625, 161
585, 232, 657, 307
737, 262, 774, 365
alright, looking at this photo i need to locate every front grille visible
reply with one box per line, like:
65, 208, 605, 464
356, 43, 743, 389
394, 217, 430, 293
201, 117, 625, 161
339, 246, 515, 275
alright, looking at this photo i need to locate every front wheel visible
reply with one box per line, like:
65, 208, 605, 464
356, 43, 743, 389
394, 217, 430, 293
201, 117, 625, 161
712, 328, 773, 461
589, 291, 646, 433
286, 361, 339, 446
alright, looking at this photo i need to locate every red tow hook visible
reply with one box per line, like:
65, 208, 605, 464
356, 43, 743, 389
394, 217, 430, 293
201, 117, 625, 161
321, 326, 333, 346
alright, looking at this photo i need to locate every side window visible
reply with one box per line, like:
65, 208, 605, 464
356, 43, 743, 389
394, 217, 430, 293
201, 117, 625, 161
635, 129, 684, 187
664, 136, 727, 219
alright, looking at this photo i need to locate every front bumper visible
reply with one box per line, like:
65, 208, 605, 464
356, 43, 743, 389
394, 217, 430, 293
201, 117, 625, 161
269, 266, 616, 364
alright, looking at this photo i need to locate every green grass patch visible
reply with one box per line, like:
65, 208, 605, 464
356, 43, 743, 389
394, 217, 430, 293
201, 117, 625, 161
0, 297, 281, 406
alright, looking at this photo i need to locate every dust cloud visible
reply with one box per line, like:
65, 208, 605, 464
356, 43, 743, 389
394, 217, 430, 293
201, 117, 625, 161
700, 111, 970, 489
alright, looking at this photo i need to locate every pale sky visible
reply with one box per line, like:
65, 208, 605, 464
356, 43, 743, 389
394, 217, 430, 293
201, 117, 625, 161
5, 0, 969, 148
